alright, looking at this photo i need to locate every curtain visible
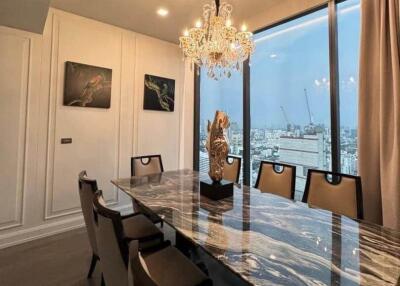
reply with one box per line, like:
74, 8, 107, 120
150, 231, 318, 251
358, 0, 400, 229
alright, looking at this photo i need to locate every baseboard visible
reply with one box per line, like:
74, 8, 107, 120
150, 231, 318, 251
0, 204, 132, 250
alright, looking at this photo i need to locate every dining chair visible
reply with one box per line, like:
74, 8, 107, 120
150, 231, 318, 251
128, 240, 212, 286
254, 161, 296, 200
131, 155, 164, 177
131, 155, 164, 227
92, 190, 165, 286
302, 169, 364, 219
78, 171, 100, 278
223, 155, 241, 183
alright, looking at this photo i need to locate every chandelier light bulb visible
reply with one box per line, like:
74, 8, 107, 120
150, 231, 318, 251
226, 19, 232, 27
195, 20, 202, 28
241, 24, 248, 32
183, 29, 189, 36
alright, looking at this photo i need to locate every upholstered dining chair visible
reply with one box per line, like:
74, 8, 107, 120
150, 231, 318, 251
78, 171, 102, 278
223, 155, 241, 183
92, 190, 165, 286
254, 161, 296, 200
131, 155, 164, 177
302, 169, 363, 219
128, 240, 212, 286
131, 155, 164, 227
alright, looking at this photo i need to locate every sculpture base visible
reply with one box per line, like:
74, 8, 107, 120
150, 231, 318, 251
200, 178, 233, 200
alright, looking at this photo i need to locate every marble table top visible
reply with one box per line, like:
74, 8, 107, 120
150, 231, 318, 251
112, 169, 400, 286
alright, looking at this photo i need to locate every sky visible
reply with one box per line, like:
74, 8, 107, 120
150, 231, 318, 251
200, 0, 360, 130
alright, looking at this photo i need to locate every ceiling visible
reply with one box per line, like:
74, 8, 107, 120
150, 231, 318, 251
0, 0, 50, 34
50, 0, 280, 43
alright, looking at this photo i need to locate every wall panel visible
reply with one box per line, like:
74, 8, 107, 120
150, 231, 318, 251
0, 32, 30, 230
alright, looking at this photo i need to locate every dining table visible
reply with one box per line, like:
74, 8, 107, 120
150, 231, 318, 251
112, 169, 400, 286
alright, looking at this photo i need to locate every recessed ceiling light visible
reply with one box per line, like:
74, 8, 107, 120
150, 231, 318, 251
157, 8, 169, 17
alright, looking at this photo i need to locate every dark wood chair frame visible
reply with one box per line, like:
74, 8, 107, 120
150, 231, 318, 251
254, 161, 297, 200
93, 190, 168, 285
131, 154, 164, 177
301, 169, 364, 220
225, 155, 242, 184
78, 171, 100, 279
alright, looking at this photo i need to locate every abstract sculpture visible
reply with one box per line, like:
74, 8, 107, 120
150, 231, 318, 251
206, 110, 230, 182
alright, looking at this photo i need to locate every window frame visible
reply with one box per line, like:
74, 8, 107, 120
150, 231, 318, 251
194, 0, 354, 185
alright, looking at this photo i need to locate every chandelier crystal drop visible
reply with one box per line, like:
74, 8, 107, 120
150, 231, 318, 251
179, 0, 254, 80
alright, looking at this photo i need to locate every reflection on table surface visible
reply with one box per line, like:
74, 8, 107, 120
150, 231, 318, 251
112, 169, 400, 286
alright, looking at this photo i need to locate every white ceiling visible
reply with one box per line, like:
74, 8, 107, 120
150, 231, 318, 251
0, 0, 50, 34
50, 0, 280, 43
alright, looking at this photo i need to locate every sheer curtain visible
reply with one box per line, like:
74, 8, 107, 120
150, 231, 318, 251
358, 0, 400, 229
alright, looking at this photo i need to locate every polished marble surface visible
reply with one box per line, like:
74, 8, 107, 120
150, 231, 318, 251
112, 170, 400, 286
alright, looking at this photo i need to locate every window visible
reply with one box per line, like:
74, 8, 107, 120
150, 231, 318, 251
198, 68, 243, 181
250, 8, 331, 199
337, 0, 361, 176
194, 0, 361, 195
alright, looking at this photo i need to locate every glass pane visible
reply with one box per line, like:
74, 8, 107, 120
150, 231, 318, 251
337, 0, 360, 175
250, 7, 331, 200
199, 68, 243, 181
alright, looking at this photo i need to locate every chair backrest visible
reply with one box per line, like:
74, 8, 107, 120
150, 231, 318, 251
131, 155, 164, 177
93, 191, 128, 286
78, 170, 99, 256
223, 155, 241, 183
255, 161, 296, 200
302, 169, 363, 219
128, 240, 158, 286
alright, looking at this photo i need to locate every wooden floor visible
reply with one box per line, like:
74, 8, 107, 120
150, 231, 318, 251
0, 228, 102, 286
0, 225, 242, 286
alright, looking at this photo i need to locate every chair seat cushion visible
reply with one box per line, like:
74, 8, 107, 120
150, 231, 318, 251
144, 246, 210, 286
122, 214, 163, 244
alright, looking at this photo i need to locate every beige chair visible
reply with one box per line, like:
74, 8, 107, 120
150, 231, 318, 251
223, 155, 241, 183
92, 190, 165, 286
131, 155, 164, 177
128, 240, 212, 286
131, 155, 164, 227
78, 171, 100, 278
255, 161, 296, 200
302, 169, 363, 219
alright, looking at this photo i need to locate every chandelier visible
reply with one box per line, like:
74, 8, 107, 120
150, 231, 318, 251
179, 0, 254, 80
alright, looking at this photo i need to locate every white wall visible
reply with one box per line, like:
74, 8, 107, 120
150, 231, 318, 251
0, 8, 193, 249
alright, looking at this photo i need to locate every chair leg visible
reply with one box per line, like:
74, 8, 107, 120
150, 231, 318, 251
87, 253, 98, 278
101, 274, 105, 286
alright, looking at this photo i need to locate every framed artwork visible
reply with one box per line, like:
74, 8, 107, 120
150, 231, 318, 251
63, 61, 112, 108
143, 74, 175, 112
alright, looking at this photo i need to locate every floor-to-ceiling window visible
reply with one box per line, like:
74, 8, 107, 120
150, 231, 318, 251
194, 0, 360, 195
198, 68, 244, 181
250, 7, 331, 199
337, 0, 360, 176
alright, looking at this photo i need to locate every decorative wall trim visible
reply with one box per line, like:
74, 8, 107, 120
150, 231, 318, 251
43, 13, 120, 220
0, 31, 31, 231
0, 204, 131, 250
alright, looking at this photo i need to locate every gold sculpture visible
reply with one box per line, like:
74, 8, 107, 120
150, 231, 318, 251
206, 111, 230, 182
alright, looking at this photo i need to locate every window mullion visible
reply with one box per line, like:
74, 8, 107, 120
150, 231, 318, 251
328, 0, 341, 173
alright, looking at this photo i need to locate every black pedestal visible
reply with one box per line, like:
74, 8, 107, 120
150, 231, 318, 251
200, 178, 233, 200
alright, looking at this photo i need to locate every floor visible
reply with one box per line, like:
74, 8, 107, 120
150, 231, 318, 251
0, 225, 243, 286
0, 228, 101, 286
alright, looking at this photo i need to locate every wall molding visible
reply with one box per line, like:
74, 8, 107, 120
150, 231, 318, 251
0, 30, 32, 231
0, 203, 131, 250
43, 12, 120, 220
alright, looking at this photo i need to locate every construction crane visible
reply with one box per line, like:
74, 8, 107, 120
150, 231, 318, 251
304, 88, 314, 125
280, 106, 292, 132
303, 88, 316, 135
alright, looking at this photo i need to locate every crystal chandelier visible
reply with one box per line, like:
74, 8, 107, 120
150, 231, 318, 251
179, 0, 254, 80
